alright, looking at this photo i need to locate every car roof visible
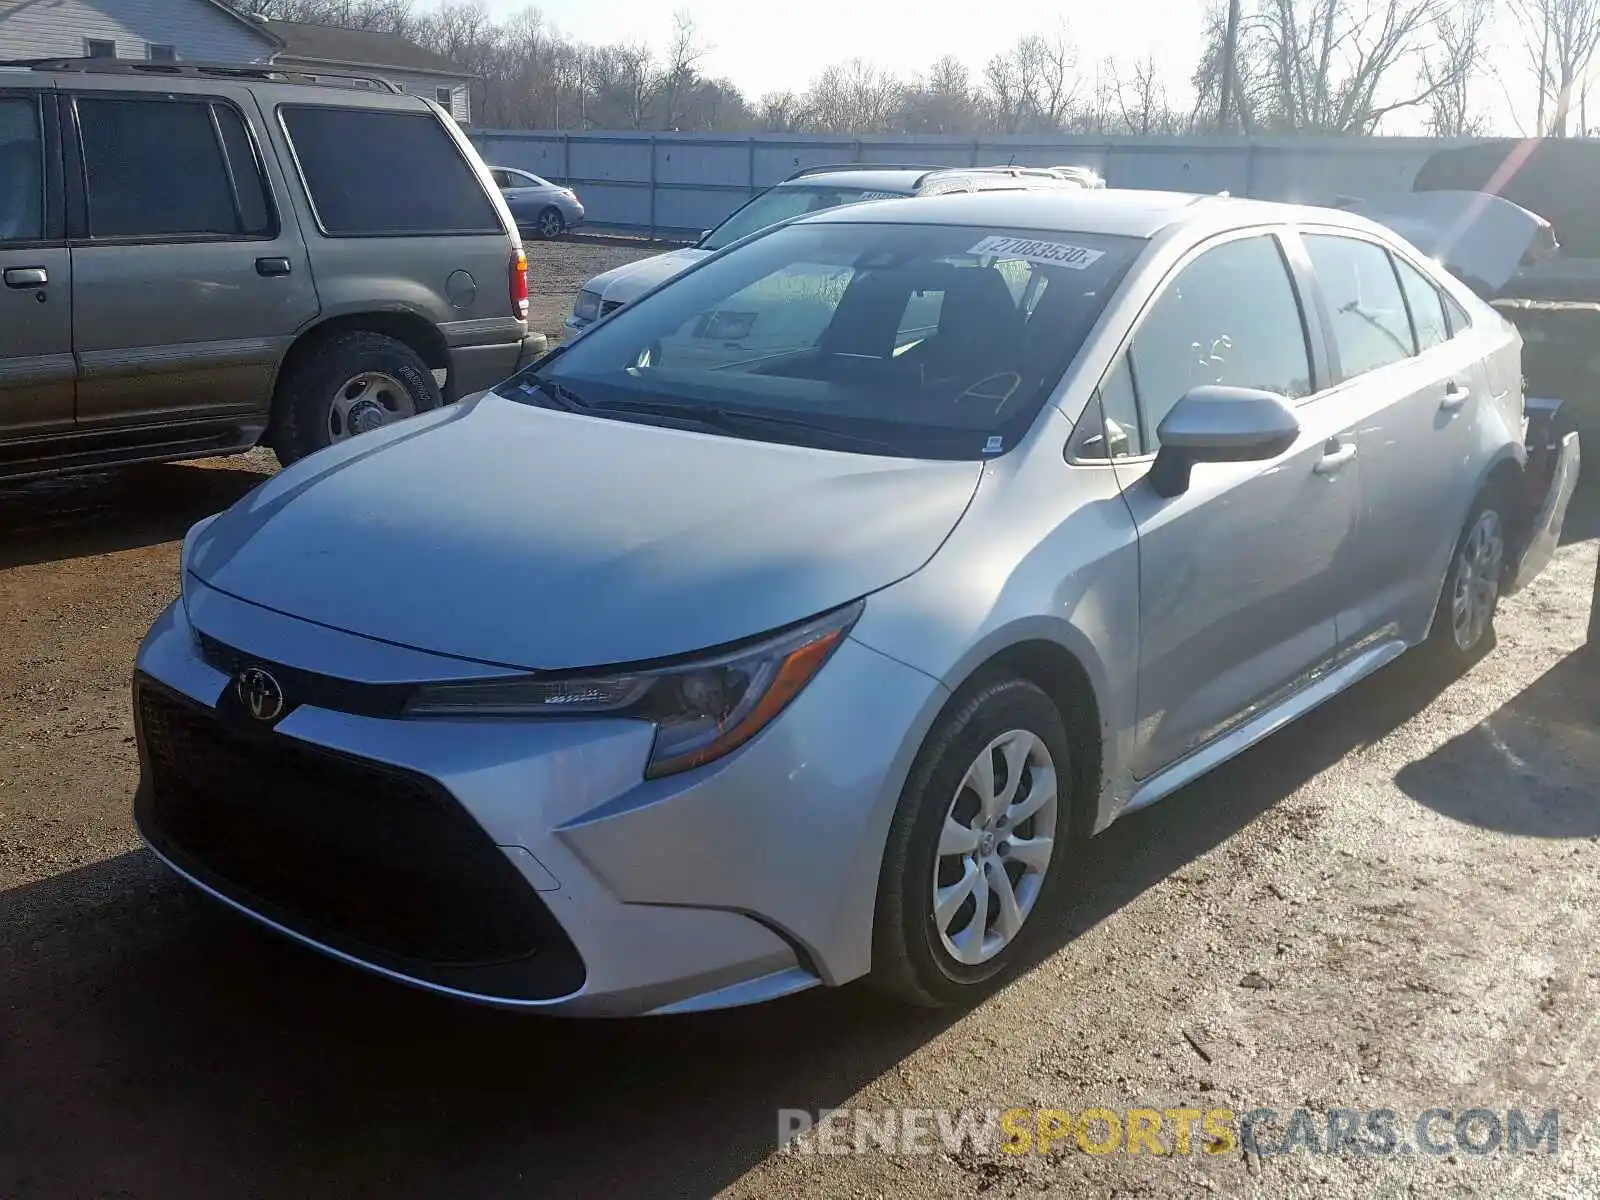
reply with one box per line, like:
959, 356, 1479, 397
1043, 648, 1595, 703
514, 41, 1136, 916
796, 188, 1381, 241
774, 168, 927, 193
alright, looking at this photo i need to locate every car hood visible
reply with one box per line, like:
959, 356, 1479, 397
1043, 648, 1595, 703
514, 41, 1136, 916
1344, 189, 1552, 294
587, 247, 713, 306
187, 394, 981, 671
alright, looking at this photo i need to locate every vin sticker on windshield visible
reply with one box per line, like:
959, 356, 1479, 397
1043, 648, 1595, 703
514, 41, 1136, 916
968, 235, 1105, 270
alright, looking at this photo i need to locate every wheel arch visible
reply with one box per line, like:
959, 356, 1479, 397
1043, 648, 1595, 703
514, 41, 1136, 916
267, 310, 448, 446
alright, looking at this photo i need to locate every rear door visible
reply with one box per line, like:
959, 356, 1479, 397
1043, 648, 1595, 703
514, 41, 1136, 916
0, 87, 73, 442
66, 84, 319, 431
1295, 230, 1478, 649
1103, 231, 1360, 779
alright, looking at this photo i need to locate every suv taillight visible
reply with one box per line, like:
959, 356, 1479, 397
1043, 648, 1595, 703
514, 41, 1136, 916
510, 250, 529, 319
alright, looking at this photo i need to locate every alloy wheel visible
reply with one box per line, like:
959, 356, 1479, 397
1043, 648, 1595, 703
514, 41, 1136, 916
327, 371, 415, 442
931, 729, 1058, 966
1451, 507, 1504, 651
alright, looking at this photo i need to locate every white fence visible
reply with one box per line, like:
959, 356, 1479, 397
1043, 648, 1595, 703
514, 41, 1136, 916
469, 129, 1472, 239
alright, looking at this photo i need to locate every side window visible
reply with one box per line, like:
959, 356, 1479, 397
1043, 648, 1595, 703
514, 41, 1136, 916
1098, 351, 1144, 458
1128, 235, 1313, 449
1303, 234, 1415, 377
1443, 292, 1472, 337
279, 106, 499, 236
0, 97, 43, 243
78, 97, 268, 239
1393, 256, 1449, 351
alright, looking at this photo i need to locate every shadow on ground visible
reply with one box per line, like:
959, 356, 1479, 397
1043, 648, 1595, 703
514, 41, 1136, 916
0, 651, 1454, 1199
0, 461, 268, 570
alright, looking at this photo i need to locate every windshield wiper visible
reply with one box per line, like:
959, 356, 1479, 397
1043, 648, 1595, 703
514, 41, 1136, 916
589, 398, 896, 453
520, 377, 593, 412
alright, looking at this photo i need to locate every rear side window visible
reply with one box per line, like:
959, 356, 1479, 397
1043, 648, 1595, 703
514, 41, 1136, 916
1128, 234, 1313, 449
1443, 292, 1472, 336
279, 106, 498, 236
1304, 234, 1414, 377
1393, 257, 1449, 351
0, 97, 43, 243
77, 96, 272, 239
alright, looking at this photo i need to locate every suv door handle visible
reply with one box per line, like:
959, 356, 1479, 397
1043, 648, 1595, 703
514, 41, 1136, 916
1313, 440, 1358, 475
1440, 382, 1470, 412
3, 267, 47, 288
255, 257, 292, 277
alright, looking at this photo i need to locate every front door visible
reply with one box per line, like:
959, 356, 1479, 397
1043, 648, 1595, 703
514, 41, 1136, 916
1104, 232, 1361, 779
0, 90, 73, 442
66, 88, 319, 431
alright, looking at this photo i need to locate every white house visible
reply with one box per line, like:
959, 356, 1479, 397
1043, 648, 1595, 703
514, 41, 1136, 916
0, 0, 472, 122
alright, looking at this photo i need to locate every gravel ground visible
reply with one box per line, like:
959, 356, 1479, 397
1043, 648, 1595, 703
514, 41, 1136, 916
522, 236, 663, 337
1, 321, 1598, 1194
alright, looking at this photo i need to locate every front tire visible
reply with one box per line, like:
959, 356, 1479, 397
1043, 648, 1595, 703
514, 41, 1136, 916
535, 206, 565, 240
273, 331, 441, 467
871, 677, 1073, 1008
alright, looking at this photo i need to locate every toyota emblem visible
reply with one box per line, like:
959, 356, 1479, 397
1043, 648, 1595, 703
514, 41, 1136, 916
234, 666, 286, 723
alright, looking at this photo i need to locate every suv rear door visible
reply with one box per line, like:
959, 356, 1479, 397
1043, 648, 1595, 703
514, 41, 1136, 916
65, 80, 319, 432
0, 86, 73, 442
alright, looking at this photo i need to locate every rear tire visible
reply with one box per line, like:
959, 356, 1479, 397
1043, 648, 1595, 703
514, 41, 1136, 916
273, 332, 441, 468
871, 677, 1074, 1008
1424, 486, 1509, 669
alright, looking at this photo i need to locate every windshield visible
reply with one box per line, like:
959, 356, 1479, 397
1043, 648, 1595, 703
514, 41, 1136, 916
499, 221, 1145, 460
700, 185, 912, 250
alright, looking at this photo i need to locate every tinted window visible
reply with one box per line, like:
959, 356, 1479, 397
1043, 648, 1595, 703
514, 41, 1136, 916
503, 221, 1144, 460
700, 184, 913, 250
1129, 235, 1312, 448
215, 105, 272, 236
280, 106, 499, 236
79, 98, 239, 238
1305, 234, 1414, 378
1393, 256, 1448, 351
0, 98, 43, 243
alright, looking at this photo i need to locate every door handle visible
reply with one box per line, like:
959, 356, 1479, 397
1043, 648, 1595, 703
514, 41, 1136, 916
1314, 441, 1358, 475
3, 266, 47, 288
255, 257, 292, 277
1440, 382, 1470, 412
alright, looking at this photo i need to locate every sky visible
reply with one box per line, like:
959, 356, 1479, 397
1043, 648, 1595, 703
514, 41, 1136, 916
513, 0, 1207, 108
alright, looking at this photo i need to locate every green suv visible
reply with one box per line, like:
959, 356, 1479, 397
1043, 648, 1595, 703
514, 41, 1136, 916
0, 57, 540, 478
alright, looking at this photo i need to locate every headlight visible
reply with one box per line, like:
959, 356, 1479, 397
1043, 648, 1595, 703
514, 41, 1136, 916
573, 289, 601, 322
404, 601, 863, 778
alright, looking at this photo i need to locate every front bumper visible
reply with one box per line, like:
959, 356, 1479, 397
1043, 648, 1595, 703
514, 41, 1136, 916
1506, 397, 1582, 595
132, 584, 943, 1015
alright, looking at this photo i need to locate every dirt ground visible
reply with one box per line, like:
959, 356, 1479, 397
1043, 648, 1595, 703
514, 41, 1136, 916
2, 248, 1600, 1195
522, 236, 663, 338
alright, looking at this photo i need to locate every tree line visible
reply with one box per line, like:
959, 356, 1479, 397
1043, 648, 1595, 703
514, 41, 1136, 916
227, 0, 1600, 137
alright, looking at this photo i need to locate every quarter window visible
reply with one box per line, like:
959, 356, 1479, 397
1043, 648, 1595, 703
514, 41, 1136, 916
1393, 256, 1449, 351
1127, 234, 1313, 450
0, 98, 43, 243
1443, 292, 1472, 337
279, 106, 499, 236
1304, 234, 1415, 377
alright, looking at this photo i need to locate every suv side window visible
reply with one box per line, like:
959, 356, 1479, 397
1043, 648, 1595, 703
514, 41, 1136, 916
1127, 234, 1313, 450
0, 97, 43, 243
279, 106, 499, 236
77, 96, 272, 240
1392, 255, 1449, 351
1303, 233, 1415, 377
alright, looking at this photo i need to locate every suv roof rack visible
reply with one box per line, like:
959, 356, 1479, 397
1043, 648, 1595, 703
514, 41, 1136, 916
783, 162, 966, 182
0, 57, 404, 94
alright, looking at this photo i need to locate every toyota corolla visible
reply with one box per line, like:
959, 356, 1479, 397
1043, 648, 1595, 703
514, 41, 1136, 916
132, 190, 1578, 1016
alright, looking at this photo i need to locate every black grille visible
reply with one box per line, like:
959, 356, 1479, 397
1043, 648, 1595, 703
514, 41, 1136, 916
198, 633, 413, 719
134, 676, 585, 1000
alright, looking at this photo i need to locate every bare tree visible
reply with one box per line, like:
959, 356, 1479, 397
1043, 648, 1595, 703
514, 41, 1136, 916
805, 59, 902, 132
1107, 54, 1184, 133
757, 90, 806, 131
656, 10, 709, 131
1512, 0, 1600, 134
1422, 0, 1492, 135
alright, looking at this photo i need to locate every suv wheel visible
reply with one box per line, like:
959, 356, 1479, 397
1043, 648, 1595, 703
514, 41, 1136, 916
535, 207, 565, 239
274, 331, 441, 467
872, 677, 1073, 1008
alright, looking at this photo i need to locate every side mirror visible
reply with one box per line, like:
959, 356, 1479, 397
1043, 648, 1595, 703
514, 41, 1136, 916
1149, 385, 1300, 498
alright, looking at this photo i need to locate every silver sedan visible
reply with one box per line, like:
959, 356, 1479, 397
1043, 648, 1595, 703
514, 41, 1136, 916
131, 190, 1577, 1015
489, 165, 584, 239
